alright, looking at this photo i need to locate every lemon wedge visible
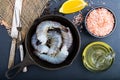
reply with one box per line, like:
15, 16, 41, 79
59, 0, 87, 14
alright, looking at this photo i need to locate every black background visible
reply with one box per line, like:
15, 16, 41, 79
0, 0, 120, 80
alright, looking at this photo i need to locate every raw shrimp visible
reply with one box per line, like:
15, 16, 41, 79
31, 21, 73, 64
36, 21, 63, 45
61, 27, 73, 49
35, 45, 68, 64
47, 31, 62, 56
31, 34, 37, 49
31, 34, 49, 53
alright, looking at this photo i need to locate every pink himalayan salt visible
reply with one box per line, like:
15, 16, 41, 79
86, 8, 115, 37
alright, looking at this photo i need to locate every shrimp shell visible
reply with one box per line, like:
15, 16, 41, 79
47, 31, 62, 56
36, 21, 63, 45
35, 45, 68, 64
31, 34, 49, 54
31, 34, 37, 49
61, 27, 73, 49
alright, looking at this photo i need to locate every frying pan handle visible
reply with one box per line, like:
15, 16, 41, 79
6, 62, 25, 79
5, 56, 33, 79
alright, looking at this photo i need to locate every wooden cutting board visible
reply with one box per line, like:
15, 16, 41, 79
0, 0, 49, 39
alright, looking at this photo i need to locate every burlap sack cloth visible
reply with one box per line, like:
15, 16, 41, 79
0, 0, 49, 39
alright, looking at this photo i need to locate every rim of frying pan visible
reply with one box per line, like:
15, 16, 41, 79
25, 15, 81, 70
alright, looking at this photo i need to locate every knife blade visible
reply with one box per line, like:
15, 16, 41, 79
8, 0, 23, 69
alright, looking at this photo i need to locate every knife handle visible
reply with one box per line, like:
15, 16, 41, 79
8, 39, 17, 69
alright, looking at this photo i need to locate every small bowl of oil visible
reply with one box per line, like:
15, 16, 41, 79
82, 41, 115, 72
